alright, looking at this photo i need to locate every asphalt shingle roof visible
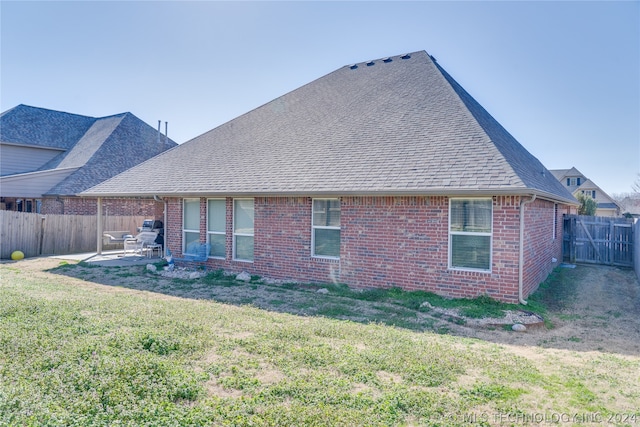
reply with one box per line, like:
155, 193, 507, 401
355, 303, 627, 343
83, 51, 576, 204
0, 105, 177, 195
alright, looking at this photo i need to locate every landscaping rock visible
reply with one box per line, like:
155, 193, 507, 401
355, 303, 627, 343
236, 271, 251, 282
189, 272, 201, 280
317, 288, 329, 294
146, 264, 157, 272
512, 323, 527, 332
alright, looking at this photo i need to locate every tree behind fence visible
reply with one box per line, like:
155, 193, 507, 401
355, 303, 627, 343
1, 211, 147, 258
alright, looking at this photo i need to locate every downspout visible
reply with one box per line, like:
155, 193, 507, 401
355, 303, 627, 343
519, 195, 536, 305
154, 195, 167, 257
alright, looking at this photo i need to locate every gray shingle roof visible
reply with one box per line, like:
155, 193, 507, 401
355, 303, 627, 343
83, 51, 576, 204
0, 105, 95, 149
0, 105, 177, 195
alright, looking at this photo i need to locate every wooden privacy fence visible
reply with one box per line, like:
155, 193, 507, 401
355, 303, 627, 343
0, 211, 147, 259
563, 214, 634, 267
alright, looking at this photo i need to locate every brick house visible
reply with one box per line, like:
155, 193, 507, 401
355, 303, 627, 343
0, 104, 176, 216
83, 50, 577, 303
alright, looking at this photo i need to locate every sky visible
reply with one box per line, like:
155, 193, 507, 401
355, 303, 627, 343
1, 1, 638, 195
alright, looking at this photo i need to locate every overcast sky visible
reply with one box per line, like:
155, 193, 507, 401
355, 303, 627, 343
1, 1, 638, 195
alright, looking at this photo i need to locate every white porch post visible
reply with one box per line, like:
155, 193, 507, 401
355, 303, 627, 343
97, 197, 103, 255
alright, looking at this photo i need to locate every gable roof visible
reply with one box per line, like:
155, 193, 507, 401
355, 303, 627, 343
549, 167, 584, 182
0, 105, 177, 196
83, 51, 576, 204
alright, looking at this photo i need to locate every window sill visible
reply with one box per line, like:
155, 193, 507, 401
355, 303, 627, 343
448, 267, 492, 274
311, 256, 340, 262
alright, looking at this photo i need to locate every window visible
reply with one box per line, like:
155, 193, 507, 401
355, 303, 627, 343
449, 199, 492, 271
183, 198, 200, 254
233, 199, 254, 261
581, 190, 596, 199
207, 199, 226, 258
312, 199, 340, 258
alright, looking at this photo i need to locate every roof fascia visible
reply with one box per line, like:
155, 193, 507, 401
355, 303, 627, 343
0, 167, 80, 181
1, 141, 66, 152
79, 188, 579, 206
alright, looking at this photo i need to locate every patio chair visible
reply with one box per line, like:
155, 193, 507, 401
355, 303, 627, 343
174, 242, 211, 270
123, 231, 158, 256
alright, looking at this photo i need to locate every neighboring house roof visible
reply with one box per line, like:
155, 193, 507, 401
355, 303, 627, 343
0, 104, 96, 150
549, 168, 621, 211
620, 196, 640, 216
83, 51, 576, 204
549, 167, 583, 182
0, 105, 177, 197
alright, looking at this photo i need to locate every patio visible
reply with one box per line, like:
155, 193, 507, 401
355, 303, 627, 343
50, 250, 164, 267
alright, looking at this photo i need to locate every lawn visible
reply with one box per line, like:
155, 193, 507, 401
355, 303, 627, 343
0, 260, 639, 426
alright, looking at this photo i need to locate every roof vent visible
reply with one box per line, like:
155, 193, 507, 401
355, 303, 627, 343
383, 57, 392, 63
349, 64, 358, 70
401, 54, 411, 59
366, 61, 375, 66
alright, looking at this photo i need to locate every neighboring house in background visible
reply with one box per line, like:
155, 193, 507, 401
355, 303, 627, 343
549, 167, 621, 216
83, 50, 577, 304
0, 105, 177, 216
619, 196, 640, 218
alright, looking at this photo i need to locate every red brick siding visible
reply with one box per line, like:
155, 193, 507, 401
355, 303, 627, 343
521, 199, 567, 298
40, 196, 162, 216
340, 196, 522, 302
165, 195, 570, 303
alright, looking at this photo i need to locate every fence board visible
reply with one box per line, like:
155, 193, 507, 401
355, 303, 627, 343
563, 214, 634, 267
1, 211, 147, 258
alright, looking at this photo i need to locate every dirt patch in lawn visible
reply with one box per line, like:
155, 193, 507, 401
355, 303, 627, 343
464, 264, 640, 355
9, 257, 640, 355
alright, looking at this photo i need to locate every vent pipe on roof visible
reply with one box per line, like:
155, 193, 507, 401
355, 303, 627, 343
157, 120, 161, 145
165, 121, 168, 144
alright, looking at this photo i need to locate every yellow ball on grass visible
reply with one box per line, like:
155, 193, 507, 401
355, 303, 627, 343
11, 251, 24, 260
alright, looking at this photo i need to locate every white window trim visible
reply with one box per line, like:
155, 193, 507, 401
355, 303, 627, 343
233, 198, 254, 262
311, 198, 341, 259
183, 198, 200, 254
207, 198, 226, 259
448, 197, 493, 273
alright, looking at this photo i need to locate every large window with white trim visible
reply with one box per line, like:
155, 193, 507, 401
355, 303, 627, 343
207, 198, 226, 258
183, 198, 200, 254
449, 198, 492, 271
233, 199, 254, 262
312, 199, 340, 258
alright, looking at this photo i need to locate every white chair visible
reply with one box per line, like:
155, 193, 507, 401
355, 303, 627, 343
123, 231, 158, 256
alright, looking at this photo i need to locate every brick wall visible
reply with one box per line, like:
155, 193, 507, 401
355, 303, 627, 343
165, 195, 570, 303
40, 196, 162, 217
521, 198, 568, 298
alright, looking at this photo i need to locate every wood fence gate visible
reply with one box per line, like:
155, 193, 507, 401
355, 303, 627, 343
563, 215, 634, 267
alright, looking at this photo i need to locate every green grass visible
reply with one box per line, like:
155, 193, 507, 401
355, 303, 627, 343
1, 263, 638, 426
